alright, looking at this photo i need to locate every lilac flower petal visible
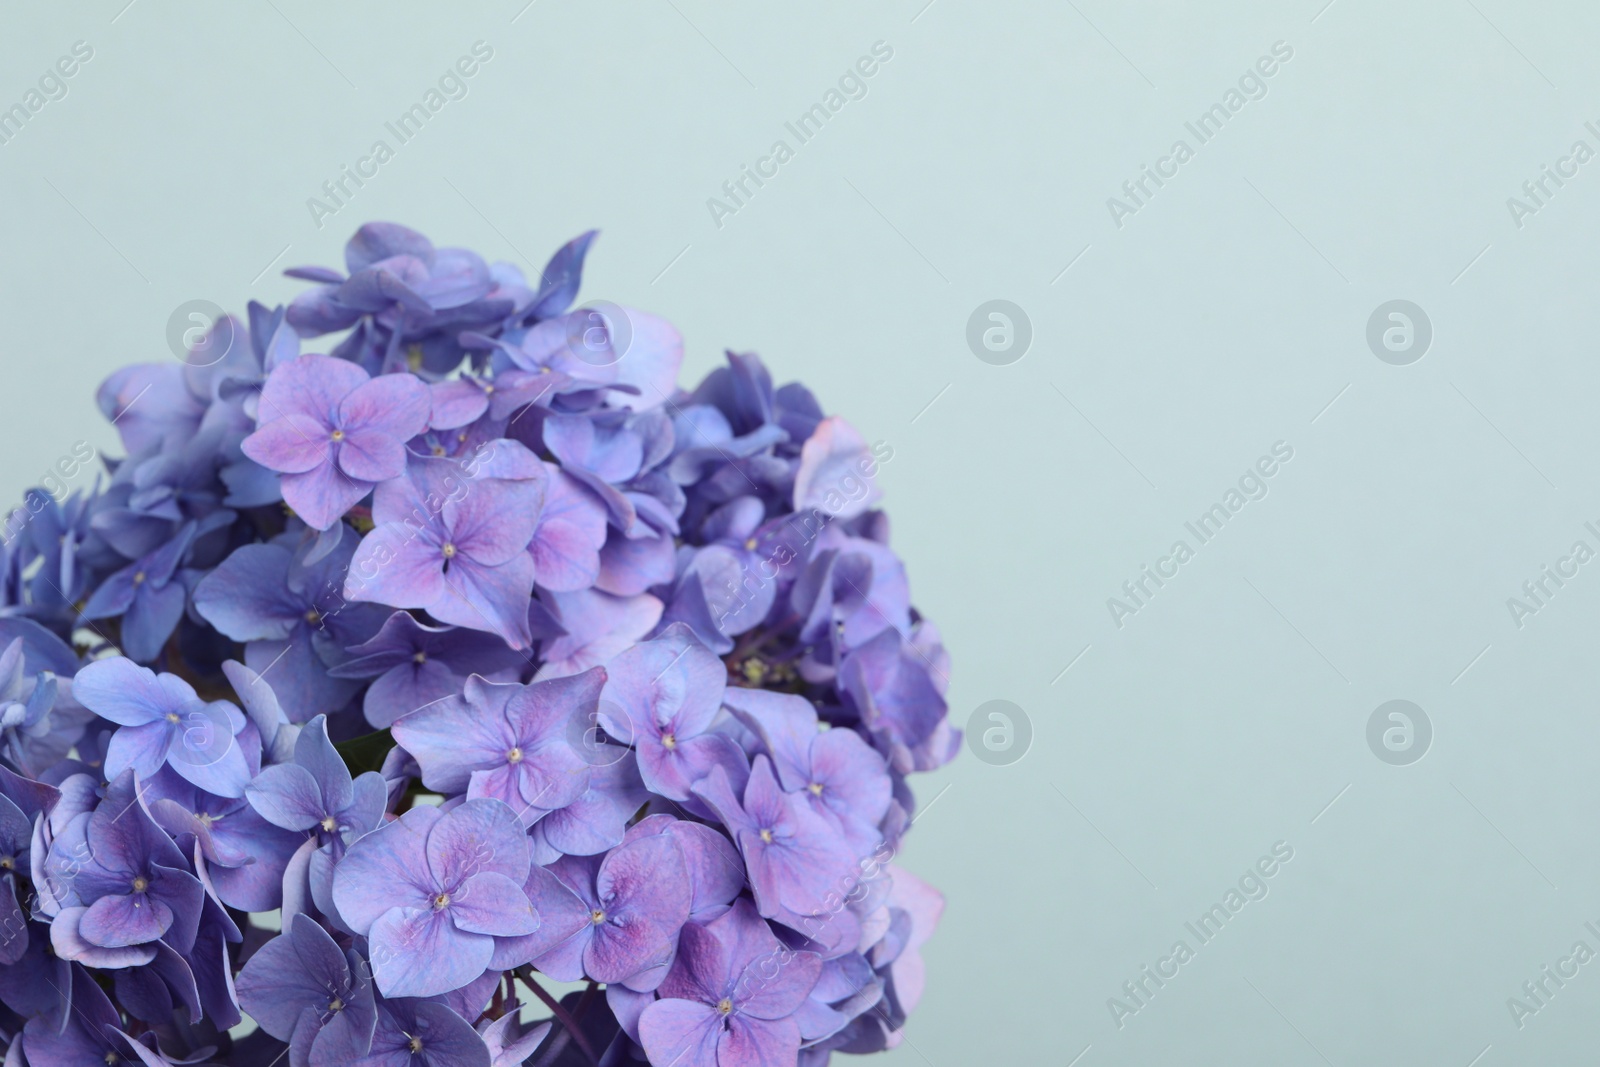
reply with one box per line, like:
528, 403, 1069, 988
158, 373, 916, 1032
192, 543, 299, 641
449, 871, 538, 937
345, 524, 449, 607
596, 530, 676, 597
346, 222, 435, 273
432, 554, 535, 649
72, 657, 193, 726
425, 799, 529, 888
80, 890, 173, 947
529, 467, 606, 592
723, 1015, 801, 1067
329, 806, 440, 934
280, 461, 372, 532
338, 373, 430, 444
104, 722, 173, 780
368, 905, 490, 998
537, 589, 663, 680
259, 353, 369, 427
245, 763, 323, 831
488, 863, 591, 971
639, 998, 721, 1067
391, 685, 513, 795
49, 906, 159, 968
607, 309, 684, 412
335, 425, 408, 483
240, 413, 332, 474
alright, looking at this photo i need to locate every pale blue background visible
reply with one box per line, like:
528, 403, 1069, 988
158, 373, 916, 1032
4, 1, 1600, 1062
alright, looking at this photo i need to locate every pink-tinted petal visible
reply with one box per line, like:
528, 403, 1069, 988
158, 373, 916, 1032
639, 998, 721, 1067
529, 468, 606, 592
792, 416, 882, 521
369, 906, 491, 998
721, 1014, 800, 1067
281, 463, 372, 531
431, 555, 535, 650
450, 871, 538, 937
335, 426, 408, 483
448, 480, 543, 567
425, 799, 529, 888
241, 413, 334, 474
259, 353, 369, 427
339, 372, 431, 441
344, 523, 448, 608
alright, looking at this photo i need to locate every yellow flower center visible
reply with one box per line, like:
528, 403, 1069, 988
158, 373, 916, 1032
330, 429, 344, 441
320, 815, 337, 832
433, 893, 451, 909
413, 651, 427, 664
506, 747, 524, 764
132, 571, 146, 585
660, 732, 676, 750
808, 782, 823, 796
717, 997, 733, 1015
591, 909, 606, 925
442, 543, 457, 558
304, 609, 321, 625
759, 828, 774, 844
131, 877, 148, 892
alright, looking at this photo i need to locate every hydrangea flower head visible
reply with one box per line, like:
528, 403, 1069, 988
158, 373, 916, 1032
0, 221, 955, 1067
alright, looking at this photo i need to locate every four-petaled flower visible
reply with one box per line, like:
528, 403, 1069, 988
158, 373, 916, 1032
330, 798, 539, 997
241, 353, 431, 530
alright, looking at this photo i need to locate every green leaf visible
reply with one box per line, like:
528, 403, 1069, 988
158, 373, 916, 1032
334, 728, 394, 776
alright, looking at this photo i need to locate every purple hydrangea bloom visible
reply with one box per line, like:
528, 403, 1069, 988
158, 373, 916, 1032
78, 522, 195, 662
390, 670, 600, 826
531, 829, 692, 990
330, 610, 527, 728
0, 219, 955, 1067
72, 657, 252, 798
693, 756, 863, 942
246, 714, 386, 848
43, 771, 205, 968
235, 912, 378, 1063
330, 798, 538, 997
344, 455, 544, 649
241, 353, 431, 530
193, 535, 387, 721
639, 899, 822, 1067
597, 624, 746, 803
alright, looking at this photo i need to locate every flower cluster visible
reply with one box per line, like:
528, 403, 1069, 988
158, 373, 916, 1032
0, 222, 956, 1067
